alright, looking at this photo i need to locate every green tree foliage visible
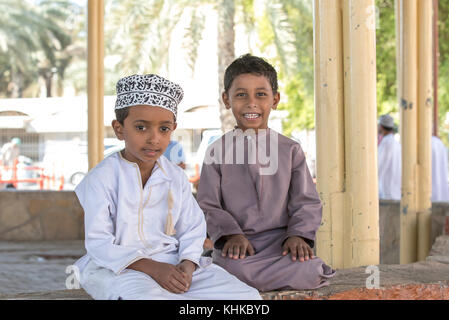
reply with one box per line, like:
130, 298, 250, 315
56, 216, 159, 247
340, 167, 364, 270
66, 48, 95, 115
105, 0, 189, 78
437, 0, 449, 145
0, 0, 43, 97
182, 9, 206, 75
376, 0, 397, 117
256, 0, 400, 136
0, 0, 83, 98
375, 0, 449, 147
255, 0, 314, 136
257, 0, 446, 141
3, 0, 448, 144
36, 0, 84, 97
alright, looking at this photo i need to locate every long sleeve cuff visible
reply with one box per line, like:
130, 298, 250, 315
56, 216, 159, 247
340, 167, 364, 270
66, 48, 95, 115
211, 227, 245, 250
115, 253, 148, 275
282, 231, 315, 248
178, 257, 201, 268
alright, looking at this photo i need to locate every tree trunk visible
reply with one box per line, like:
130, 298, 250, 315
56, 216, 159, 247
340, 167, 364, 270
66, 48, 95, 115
217, 0, 236, 133
45, 74, 52, 97
39, 68, 54, 98
57, 74, 64, 97
10, 71, 23, 98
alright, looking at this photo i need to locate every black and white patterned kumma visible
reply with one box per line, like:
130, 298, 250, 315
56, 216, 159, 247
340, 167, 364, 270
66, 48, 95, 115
115, 74, 184, 120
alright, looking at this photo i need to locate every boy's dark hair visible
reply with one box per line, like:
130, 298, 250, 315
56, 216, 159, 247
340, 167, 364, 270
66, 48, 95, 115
224, 54, 278, 94
115, 108, 129, 125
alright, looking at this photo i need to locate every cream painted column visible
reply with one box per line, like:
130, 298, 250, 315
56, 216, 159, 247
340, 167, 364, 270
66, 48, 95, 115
397, 0, 433, 263
342, 0, 379, 267
314, 0, 379, 269
314, 0, 345, 269
417, 0, 433, 261
87, 0, 104, 170
398, 0, 418, 264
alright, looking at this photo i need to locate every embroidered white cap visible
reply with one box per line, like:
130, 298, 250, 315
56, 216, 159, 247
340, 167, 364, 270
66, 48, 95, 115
115, 74, 184, 120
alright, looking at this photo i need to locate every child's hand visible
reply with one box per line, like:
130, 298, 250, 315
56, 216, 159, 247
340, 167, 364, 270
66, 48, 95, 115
176, 260, 196, 291
222, 234, 255, 259
282, 236, 315, 262
127, 258, 189, 294
151, 261, 191, 294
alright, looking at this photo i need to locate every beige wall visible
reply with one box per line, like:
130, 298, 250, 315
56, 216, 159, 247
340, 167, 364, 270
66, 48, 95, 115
380, 200, 448, 264
0, 191, 84, 241
0, 192, 447, 265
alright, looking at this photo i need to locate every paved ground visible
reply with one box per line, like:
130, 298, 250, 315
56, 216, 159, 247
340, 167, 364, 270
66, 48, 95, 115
0, 240, 85, 295
0, 237, 448, 300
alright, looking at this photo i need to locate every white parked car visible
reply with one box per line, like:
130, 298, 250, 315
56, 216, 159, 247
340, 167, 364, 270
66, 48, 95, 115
68, 142, 125, 187
42, 139, 125, 189
68, 144, 125, 186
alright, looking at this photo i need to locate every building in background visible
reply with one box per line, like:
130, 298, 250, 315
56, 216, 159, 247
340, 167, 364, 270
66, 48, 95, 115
0, 96, 287, 189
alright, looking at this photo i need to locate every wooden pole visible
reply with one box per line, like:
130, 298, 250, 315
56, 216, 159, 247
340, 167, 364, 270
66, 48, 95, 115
433, 0, 439, 137
398, 0, 418, 264
342, 0, 379, 267
87, 0, 104, 170
397, 0, 433, 263
396, 0, 402, 112
314, 0, 345, 269
315, 0, 379, 268
417, 0, 433, 261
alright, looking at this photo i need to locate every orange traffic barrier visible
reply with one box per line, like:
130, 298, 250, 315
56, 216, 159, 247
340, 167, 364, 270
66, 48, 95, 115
0, 160, 64, 190
12, 158, 18, 188
59, 175, 65, 190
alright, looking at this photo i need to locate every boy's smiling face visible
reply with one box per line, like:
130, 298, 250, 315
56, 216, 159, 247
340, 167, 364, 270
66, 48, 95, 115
112, 105, 176, 171
223, 73, 280, 132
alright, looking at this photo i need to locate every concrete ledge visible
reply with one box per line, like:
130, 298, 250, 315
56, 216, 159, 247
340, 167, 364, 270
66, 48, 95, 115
0, 190, 448, 299
0, 191, 84, 240
0, 289, 91, 300
261, 261, 449, 300
1, 236, 448, 300
264, 235, 449, 299
379, 200, 449, 264
1, 260, 448, 300
0, 191, 448, 265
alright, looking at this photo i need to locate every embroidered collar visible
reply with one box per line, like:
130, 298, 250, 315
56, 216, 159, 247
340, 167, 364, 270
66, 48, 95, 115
116, 151, 172, 186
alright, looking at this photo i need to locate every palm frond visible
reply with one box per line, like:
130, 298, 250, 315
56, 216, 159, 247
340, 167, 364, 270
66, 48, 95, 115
182, 7, 206, 74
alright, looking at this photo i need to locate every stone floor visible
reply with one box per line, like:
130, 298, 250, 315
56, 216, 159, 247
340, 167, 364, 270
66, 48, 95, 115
0, 237, 449, 300
0, 240, 85, 295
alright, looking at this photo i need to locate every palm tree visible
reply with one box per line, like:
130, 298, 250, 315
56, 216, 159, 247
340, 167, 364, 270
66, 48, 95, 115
104, 0, 315, 133
106, 0, 190, 76
205, 0, 315, 133
0, 0, 81, 98
217, 0, 236, 132
0, 0, 41, 97
35, 0, 84, 97
105, 0, 239, 131
188, 0, 257, 132
256, 0, 315, 134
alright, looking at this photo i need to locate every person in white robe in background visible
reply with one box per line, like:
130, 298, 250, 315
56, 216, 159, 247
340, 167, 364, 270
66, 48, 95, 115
431, 135, 449, 202
378, 114, 402, 200
74, 74, 260, 300
1, 137, 21, 167
0, 137, 21, 188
